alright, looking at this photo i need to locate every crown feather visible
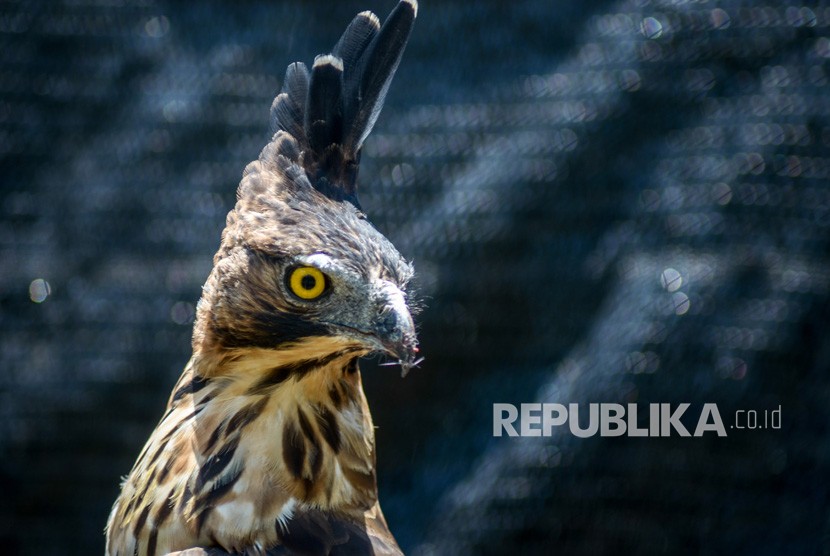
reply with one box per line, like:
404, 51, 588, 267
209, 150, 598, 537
343, 0, 416, 154
306, 55, 345, 156
266, 0, 417, 206
269, 61, 309, 142
332, 11, 380, 76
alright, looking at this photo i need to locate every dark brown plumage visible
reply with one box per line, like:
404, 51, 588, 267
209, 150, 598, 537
105, 2, 419, 554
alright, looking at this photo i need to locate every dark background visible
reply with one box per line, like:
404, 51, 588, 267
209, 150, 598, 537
2, 0, 830, 554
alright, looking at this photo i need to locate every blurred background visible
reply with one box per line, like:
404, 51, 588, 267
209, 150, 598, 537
2, 0, 830, 554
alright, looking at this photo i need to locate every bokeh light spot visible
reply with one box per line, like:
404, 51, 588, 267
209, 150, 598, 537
660, 268, 682, 292
672, 292, 690, 315
641, 17, 663, 39
170, 301, 195, 325
29, 278, 51, 303
144, 16, 169, 38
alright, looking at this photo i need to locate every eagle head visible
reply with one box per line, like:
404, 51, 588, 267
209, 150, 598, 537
191, 0, 420, 378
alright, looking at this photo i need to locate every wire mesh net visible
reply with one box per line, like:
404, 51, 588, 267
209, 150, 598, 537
1, 0, 829, 554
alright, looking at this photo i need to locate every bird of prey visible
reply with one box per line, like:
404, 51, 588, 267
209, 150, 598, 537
106, 2, 419, 554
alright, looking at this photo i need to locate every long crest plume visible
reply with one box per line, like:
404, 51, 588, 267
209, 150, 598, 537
268, 0, 417, 208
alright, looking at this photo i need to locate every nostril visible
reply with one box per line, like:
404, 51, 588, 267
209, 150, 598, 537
378, 307, 398, 334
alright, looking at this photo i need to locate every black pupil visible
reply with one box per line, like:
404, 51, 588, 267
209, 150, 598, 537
300, 274, 317, 290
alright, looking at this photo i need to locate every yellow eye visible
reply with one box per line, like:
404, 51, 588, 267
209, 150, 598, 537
288, 266, 328, 300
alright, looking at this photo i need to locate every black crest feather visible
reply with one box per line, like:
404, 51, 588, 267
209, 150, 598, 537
269, 62, 309, 142
269, 0, 417, 206
306, 55, 345, 156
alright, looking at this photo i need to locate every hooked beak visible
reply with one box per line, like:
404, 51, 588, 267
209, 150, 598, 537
331, 280, 421, 377
373, 281, 421, 376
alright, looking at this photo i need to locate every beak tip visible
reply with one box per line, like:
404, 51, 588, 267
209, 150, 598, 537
398, 353, 424, 378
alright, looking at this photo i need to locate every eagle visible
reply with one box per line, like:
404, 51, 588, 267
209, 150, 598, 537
106, 2, 419, 554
